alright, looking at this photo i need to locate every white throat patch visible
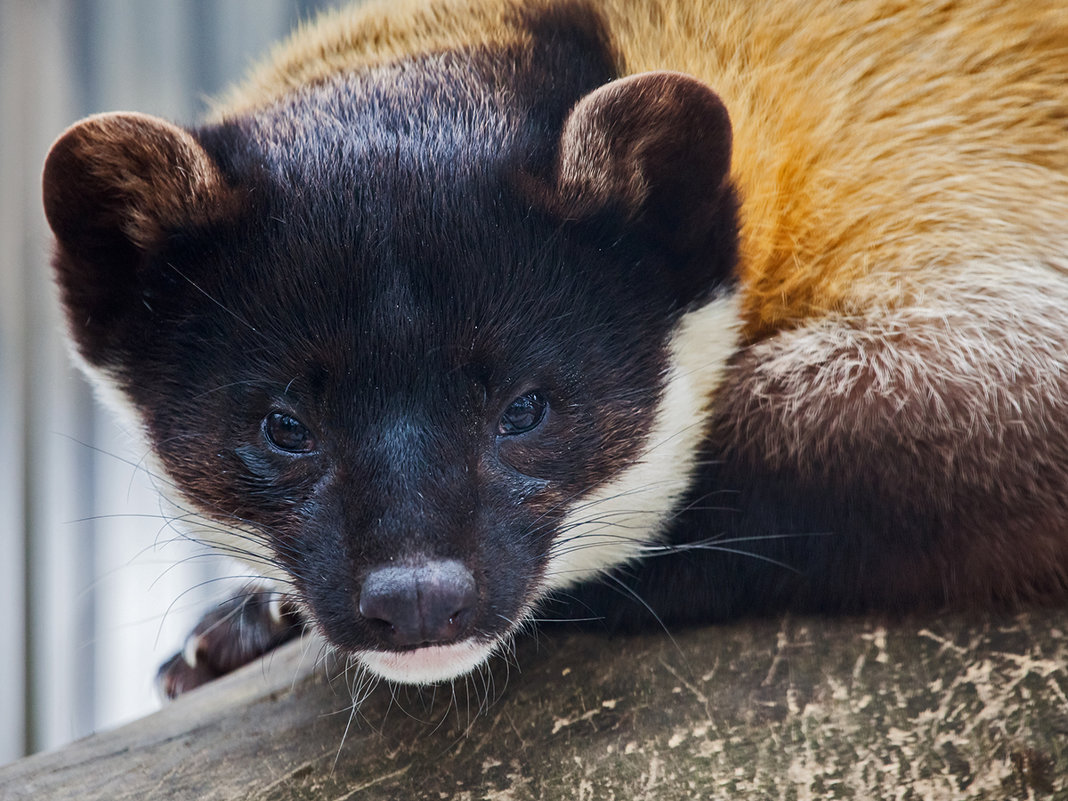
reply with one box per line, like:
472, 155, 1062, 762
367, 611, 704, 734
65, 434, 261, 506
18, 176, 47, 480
543, 292, 742, 590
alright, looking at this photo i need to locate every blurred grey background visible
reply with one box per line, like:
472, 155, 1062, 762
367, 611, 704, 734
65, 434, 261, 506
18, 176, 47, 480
1, 0, 338, 763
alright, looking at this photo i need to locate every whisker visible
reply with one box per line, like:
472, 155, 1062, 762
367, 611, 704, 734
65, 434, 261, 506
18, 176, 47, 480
600, 572, 686, 661
165, 261, 262, 337
636, 531, 833, 553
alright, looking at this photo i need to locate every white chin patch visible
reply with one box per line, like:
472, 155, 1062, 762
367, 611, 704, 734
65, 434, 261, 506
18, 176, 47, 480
357, 639, 495, 684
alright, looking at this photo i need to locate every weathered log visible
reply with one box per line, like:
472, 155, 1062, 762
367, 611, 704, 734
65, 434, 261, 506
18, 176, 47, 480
3, 610, 1067, 800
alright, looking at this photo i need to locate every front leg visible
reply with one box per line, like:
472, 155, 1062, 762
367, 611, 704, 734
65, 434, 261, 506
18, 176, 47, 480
157, 584, 303, 699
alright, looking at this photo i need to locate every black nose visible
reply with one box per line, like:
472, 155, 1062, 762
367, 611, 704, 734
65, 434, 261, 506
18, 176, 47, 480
358, 560, 478, 648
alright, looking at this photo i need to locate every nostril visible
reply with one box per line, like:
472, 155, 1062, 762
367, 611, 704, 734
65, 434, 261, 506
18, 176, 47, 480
358, 560, 477, 647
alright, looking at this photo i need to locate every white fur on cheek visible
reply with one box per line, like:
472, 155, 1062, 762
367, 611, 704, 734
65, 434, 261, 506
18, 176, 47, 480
67, 350, 146, 444
543, 292, 743, 590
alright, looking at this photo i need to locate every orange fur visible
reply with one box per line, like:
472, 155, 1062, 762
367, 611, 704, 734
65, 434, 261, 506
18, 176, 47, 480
213, 0, 1068, 339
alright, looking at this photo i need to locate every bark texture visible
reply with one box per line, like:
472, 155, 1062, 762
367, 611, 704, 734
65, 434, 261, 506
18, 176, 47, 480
3, 611, 1067, 800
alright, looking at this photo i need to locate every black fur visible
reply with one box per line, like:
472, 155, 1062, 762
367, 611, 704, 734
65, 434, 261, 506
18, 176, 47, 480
54, 23, 738, 667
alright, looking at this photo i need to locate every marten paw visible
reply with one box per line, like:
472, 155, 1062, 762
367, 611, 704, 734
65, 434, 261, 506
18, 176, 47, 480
156, 586, 303, 700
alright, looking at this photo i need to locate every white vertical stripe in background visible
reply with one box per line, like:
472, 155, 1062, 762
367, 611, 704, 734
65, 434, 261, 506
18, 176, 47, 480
0, 0, 337, 763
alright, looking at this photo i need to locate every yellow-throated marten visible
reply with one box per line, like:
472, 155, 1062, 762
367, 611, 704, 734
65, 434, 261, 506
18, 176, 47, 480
42, 0, 1068, 693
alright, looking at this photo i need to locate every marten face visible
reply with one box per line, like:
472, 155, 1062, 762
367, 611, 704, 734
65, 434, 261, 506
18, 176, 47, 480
43, 34, 739, 681
124, 156, 683, 680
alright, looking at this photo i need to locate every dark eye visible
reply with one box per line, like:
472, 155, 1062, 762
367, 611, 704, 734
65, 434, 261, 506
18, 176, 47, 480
263, 412, 317, 453
498, 392, 548, 436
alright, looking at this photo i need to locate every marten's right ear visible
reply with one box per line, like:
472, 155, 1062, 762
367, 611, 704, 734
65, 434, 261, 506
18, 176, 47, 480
42, 112, 234, 366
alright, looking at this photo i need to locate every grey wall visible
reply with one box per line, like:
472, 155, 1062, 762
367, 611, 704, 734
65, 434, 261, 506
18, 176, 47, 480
0, 0, 337, 763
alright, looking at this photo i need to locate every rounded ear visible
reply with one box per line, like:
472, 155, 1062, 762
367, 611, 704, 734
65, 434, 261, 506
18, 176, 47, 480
540, 71, 738, 299
42, 112, 234, 364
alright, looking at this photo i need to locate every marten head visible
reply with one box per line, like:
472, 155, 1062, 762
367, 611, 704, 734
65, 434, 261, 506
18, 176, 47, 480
42, 33, 740, 683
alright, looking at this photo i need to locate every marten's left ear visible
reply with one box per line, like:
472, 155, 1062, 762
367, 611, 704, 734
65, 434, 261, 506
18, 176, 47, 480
544, 71, 738, 298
